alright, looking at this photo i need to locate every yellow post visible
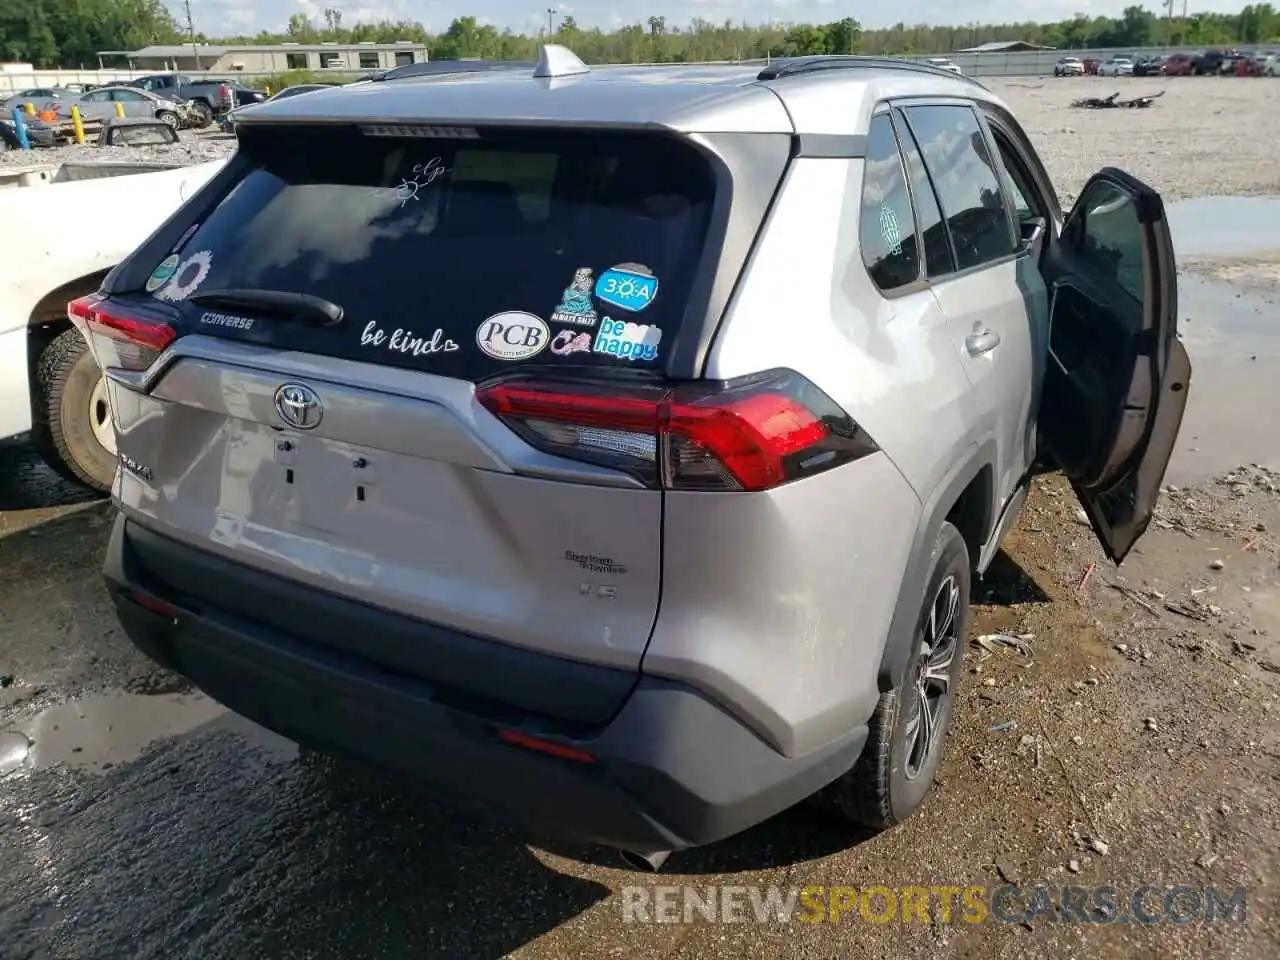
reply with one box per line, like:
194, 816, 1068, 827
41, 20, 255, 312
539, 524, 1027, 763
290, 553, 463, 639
114, 102, 125, 119
264, 84, 272, 95
23, 102, 35, 115
71, 105, 85, 144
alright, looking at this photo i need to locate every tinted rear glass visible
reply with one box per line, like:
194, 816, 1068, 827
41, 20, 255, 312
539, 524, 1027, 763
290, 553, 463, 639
150, 126, 717, 379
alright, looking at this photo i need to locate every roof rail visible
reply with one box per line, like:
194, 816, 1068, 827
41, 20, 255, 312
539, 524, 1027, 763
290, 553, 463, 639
534, 44, 590, 79
757, 55, 986, 88
373, 59, 533, 82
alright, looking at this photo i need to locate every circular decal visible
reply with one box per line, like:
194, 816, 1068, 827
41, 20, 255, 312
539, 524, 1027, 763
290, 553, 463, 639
475, 311, 550, 361
155, 250, 212, 302
145, 254, 181, 293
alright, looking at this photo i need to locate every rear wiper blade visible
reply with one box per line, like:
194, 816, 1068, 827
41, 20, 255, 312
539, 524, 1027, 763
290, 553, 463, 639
189, 288, 344, 326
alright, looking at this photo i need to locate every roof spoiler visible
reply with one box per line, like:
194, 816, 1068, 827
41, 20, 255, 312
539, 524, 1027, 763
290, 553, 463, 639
533, 44, 590, 79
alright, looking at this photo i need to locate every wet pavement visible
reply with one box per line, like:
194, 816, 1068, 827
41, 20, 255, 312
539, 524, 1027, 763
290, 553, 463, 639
1165, 196, 1280, 486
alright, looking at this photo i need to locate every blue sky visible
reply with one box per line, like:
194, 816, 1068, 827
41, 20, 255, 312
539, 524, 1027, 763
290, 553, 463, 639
183, 0, 1254, 37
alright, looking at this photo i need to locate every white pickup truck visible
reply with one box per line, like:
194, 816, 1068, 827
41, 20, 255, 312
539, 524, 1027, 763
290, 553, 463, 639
0, 158, 226, 489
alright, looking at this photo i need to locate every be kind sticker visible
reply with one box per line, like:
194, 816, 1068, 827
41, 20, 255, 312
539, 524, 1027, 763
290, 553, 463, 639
594, 264, 657, 313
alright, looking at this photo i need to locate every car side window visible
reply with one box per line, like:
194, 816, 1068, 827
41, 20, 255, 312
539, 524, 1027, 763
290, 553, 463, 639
858, 113, 920, 291
892, 110, 954, 278
113, 90, 144, 102
1063, 180, 1145, 307
82, 91, 104, 102
901, 104, 1018, 272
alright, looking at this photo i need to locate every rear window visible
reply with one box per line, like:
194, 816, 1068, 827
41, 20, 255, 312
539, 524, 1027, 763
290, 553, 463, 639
150, 126, 717, 379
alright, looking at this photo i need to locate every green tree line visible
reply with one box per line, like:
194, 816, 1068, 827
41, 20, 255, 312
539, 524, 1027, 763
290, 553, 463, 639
2, 0, 1278, 69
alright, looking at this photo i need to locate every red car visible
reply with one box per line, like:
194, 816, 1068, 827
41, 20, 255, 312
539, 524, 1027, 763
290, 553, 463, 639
1163, 53, 1195, 76
1082, 57, 1102, 75
1234, 55, 1265, 76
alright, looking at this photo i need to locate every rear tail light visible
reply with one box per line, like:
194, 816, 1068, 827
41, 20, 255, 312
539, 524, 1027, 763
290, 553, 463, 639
477, 369, 878, 492
68, 294, 176, 372
219, 84, 230, 105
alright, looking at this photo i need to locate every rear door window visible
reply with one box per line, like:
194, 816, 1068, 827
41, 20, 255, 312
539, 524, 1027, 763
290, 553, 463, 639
900, 104, 1017, 272
148, 126, 715, 379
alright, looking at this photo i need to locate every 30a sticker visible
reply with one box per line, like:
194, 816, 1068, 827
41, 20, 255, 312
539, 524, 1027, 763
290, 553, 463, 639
477, 312, 549, 361
593, 317, 661, 363
145, 254, 180, 293
154, 250, 212, 302
550, 268, 598, 327
551, 329, 592, 356
594, 264, 657, 313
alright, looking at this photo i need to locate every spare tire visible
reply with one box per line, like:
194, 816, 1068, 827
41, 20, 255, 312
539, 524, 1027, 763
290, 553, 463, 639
30, 327, 116, 492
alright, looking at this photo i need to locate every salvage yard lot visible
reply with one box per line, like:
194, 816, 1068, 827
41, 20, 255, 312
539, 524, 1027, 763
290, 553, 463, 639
2, 72, 1279, 960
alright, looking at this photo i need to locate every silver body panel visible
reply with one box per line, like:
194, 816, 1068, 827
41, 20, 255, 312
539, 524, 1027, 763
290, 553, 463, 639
100, 58, 1171, 767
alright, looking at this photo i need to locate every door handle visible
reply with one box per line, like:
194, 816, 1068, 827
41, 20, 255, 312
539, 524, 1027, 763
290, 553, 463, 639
965, 327, 1001, 357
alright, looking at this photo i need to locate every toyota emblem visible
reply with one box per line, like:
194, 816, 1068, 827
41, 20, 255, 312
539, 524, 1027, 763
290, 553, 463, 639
273, 383, 323, 430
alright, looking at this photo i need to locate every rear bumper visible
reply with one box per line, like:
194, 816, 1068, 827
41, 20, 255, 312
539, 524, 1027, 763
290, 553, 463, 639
105, 513, 866, 853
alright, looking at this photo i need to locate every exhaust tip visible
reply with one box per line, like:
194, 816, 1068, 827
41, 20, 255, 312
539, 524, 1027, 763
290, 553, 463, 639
619, 848, 670, 872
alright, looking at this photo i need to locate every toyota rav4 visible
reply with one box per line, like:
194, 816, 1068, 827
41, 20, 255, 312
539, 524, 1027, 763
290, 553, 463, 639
77, 48, 1191, 870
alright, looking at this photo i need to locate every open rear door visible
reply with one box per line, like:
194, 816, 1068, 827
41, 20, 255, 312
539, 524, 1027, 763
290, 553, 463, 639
1036, 168, 1192, 564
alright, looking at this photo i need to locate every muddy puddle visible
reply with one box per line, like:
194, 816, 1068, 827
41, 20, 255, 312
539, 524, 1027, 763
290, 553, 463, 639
0, 690, 296, 777
1166, 196, 1280, 485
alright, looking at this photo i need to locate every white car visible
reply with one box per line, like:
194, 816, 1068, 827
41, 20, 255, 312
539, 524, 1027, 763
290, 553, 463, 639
0, 160, 226, 489
1265, 54, 1280, 76
925, 57, 964, 75
1054, 57, 1085, 77
1098, 57, 1135, 77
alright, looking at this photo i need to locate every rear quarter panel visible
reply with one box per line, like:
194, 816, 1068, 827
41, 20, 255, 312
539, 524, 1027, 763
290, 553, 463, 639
669, 154, 978, 756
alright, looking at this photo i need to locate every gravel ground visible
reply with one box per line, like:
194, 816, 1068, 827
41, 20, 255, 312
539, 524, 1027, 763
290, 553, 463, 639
0, 129, 236, 168
1, 70, 1279, 960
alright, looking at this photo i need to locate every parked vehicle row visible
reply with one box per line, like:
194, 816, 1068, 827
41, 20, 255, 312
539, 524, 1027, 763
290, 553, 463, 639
1, 75, 267, 138
1054, 50, 1280, 77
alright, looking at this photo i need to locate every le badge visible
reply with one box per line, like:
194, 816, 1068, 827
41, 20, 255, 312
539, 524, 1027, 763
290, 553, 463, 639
550, 267, 598, 327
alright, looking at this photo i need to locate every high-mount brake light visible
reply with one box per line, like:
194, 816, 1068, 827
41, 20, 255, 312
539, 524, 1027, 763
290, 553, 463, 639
476, 370, 879, 492
68, 294, 176, 372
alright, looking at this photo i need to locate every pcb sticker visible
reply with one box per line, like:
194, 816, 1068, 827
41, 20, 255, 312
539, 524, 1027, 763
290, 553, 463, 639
476, 312, 549, 361
145, 254, 180, 293
592, 317, 661, 363
154, 250, 212, 302
594, 263, 658, 313
551, 329, 592, 356
550, 268, 598, 327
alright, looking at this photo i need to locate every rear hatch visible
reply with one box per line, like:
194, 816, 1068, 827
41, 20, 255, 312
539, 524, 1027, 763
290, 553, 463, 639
88, 122, 721, 720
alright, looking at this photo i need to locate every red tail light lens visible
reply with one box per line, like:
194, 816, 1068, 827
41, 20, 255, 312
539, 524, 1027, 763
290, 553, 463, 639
68, 294, 176, 372
477, 370, 879, 492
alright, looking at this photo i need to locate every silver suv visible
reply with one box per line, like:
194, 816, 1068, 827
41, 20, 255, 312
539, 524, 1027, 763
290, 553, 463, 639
76, 49, 1190, 870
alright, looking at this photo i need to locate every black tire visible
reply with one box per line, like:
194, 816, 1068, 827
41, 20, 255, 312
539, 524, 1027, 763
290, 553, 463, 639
30, 328, 116, 492
157, 110, 179, 129
817, 521, 970, 829
191, 100, 214, 127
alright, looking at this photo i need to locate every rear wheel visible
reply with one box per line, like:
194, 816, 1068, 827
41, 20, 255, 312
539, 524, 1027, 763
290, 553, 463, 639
191, 100, 214, 128
816, 521, 969, 829
30, 327, 116, 492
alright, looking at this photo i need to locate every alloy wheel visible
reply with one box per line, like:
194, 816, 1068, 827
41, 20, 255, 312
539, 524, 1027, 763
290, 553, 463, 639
903, 573, 960, 780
